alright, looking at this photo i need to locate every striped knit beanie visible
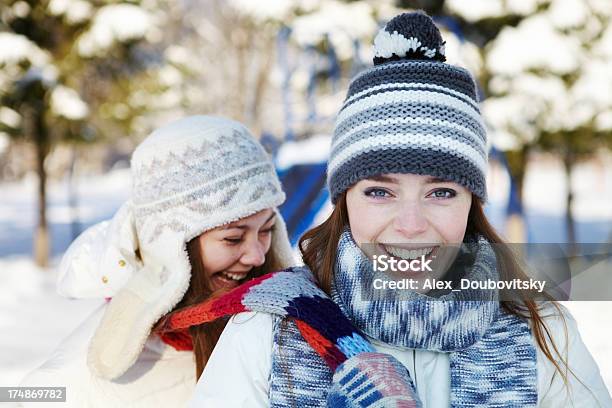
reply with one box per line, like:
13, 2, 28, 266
327, 11, 488, 203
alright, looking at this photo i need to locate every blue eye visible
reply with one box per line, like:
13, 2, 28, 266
429, 188, 456, 199
364, 188, 392, 199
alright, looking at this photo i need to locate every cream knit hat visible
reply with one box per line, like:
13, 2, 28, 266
84, 116, 294, 379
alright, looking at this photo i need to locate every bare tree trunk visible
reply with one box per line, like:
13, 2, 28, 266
234, 24, 249, 124
68, 146, 80, 240
563, 149, 577, 255
24, 104, 50, 267
505, 145, 529, 242
247, 43, 274, 133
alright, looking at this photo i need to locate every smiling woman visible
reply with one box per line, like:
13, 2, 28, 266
197, 210, 277, 292
155, 207, 286, 380
186, 11, 612, 408
19, 116, 296, 407
347, 173, 471, 289
152, 208, 283, 377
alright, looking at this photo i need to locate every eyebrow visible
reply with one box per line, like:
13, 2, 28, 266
223, 212, 277, 230
424, 176, 450, 184
366, 175, 449, 184
368, 175, 399, 184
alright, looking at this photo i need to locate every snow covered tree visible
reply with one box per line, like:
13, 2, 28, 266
0, 0, 172, 266
478, 0, 612, 245
434, 0, 612, 244
161, 0, 389, 137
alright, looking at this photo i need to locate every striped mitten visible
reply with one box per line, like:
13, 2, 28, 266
328, 352, 422, 408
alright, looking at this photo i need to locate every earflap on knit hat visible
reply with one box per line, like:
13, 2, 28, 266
373, 11, 446, 64
88, 227, 189, 380
87, 116, 290, 380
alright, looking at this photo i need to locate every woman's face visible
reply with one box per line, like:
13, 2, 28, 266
197, 209, 276, 292
346, 173, 472, 291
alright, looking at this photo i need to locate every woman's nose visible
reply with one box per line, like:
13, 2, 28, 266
393, 203, 429, 239
240, 239, 266, 267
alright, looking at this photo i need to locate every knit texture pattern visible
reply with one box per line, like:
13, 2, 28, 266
373, 11, 446, 63
333, 229, 499, 350
328, 353, 422, 408
86, 116, 293, 380
327, 12, 488, 203
131, 116, 285, 248
327, 229, 538, 407
266, 231, 536, 407
157, 268, 422, 407
156, 267, 374, 370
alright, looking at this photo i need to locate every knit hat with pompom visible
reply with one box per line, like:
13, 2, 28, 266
327, 11, 488, 203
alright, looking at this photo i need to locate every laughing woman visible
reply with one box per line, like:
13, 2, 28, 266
184, 12, 612, 408
20, 116, 295, 407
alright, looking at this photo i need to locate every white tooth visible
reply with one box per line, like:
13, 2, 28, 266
222, 272, 237, 281
225, 272, 245, 281
385, 245, 434, 259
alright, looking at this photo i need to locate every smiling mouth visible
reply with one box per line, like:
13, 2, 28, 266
211, 271, 250, 290
379, 244, 438, 261
381, 244, 437, 260
219, 271, 248, 282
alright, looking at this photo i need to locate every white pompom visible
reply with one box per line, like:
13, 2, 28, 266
405, 36, 422, 53
439, 43, 446, 56
373, 30, 396, 58
421, 47, 436, 58
374, 29, 438, 59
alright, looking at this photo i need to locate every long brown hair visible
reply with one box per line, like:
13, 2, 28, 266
299, 192, 575, 387
155, 234, 284, 379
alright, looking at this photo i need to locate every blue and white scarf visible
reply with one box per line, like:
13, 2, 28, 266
270, 229, 538, 407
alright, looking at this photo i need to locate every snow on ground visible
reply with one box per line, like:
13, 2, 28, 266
562, 301, 612, 392
0, 159, 611, 394
0, 168, 130, 389
0, 256, 103, 389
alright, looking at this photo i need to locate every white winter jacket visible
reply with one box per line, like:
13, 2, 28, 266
19, 190, 296, 407
18, 210, 200, 408
190, 305, 612, 408
20, 303, 196, 408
